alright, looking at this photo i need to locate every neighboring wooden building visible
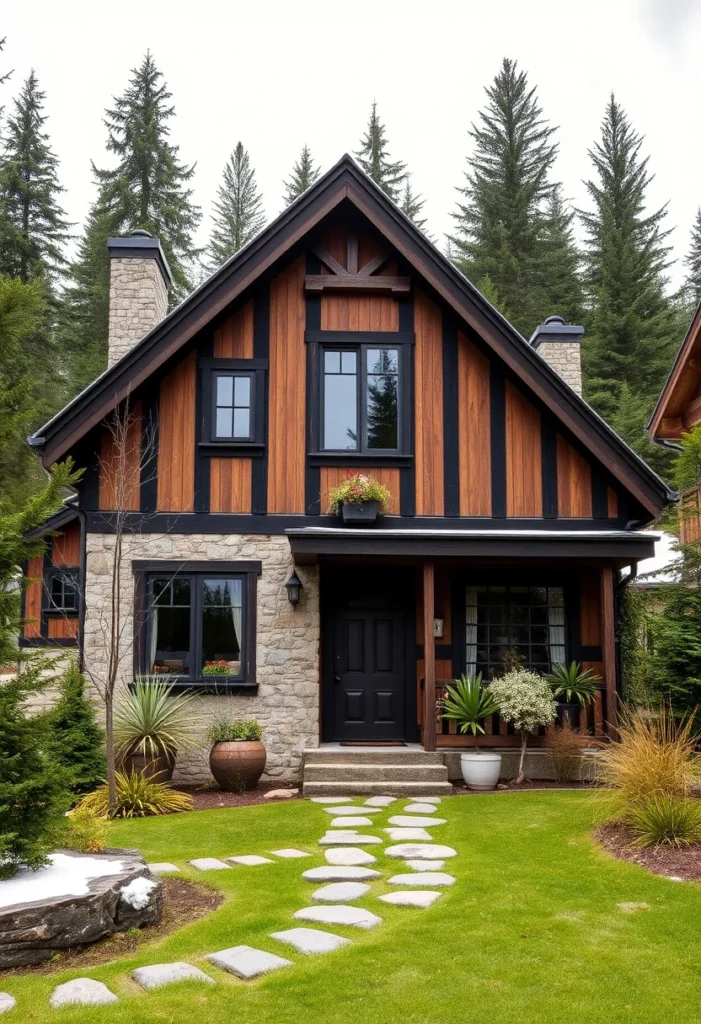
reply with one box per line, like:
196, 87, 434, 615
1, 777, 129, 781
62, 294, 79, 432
24, 156, 672, 783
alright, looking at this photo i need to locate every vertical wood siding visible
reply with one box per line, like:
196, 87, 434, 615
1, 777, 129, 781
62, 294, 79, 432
23, 554, 44, 638
48, 617, 79, 639
557, 434, 592, 517
457, 332, 491, 516
580, 570, 602, 645
267, 256, 307, 513
607, 487, 618, 519
209, 458, 253, 512
98, 401, 142, 511
52, 523, 81, 566
213, 301, 254, 358
319, 466, 401, 515
414, 289, 444, 515
157, 352, 196, 512
319, 229, 399, 331
505, 382, 542, 516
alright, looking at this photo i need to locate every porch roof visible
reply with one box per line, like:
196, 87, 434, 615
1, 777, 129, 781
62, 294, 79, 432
286, 526, 658, 564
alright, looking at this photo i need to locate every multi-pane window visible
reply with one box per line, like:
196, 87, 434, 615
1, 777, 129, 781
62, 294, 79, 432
465, 585, 566, 679
213, 373, 253, 441
322, 345, 401, 453
46, 571, 79, 613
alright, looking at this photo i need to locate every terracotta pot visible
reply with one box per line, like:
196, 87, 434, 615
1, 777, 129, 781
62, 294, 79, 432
209, 740, 266, 791
123, 749, 175, 783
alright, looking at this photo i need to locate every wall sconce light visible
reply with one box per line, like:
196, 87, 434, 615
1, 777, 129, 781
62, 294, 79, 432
285, 571, 303, 605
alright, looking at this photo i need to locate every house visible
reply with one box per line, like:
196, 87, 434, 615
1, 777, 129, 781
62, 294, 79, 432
649, 303, 701, 545
22, 155, 672, 791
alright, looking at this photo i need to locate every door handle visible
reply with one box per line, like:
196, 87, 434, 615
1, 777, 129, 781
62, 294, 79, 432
334, 674, 341, 683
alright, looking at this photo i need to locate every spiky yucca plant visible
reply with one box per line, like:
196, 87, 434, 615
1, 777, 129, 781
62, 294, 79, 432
440, 674, 498, 748
114, 678, 200, 761
546, 661, 600, 705
77, 769, 193, 818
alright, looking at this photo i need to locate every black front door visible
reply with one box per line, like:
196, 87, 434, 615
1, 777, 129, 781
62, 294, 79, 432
331, 598, 407, 741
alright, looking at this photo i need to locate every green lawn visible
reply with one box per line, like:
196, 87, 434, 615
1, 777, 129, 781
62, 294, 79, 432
6, 792, 701, 1023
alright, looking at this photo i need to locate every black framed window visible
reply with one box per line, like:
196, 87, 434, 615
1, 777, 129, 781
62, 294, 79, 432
212, 371, 253, 441
200, 359, 267, 453
466, 585, 566, 679
44, 569, 79, 613
320, 343, 407, 454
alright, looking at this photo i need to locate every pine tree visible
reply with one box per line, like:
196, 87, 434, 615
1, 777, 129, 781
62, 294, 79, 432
538, 185, 583, 325
207, 142, 265, 268
355, 101, 407, 202
450, 58, 562, 338
49, 664, 105, 795
0, 71, 71, 284
399, 178, 428, 232
683, 208, 701, 308
283, 145, 320, 205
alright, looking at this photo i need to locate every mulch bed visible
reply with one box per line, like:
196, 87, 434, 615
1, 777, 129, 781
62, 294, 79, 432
9, 878, 224, 976
180, 782, 300, 810
597, 821, 701, 881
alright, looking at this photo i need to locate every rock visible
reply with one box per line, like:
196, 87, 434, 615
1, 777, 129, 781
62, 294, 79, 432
271, 849, 311, 859
667, 876, 684, 882
0, 850, 162, 970
270, 927, 351, 955
0, 994, 15, 1014
188, 858, 231, 871
617, 902, 650, 913
319, 835, 383, 846
148, 863, 180, 873
264, 789, 298, 800
50, 979, 118, 1007
403, 803, 438, 814
324, 806, 381, 815
294, 905, 382, 929
207, 945, 292, 979
310, 797, 353, 804
385, 844, 457, 860
388, 872, 455, 887
312, 882, 371, 902
379, 890, 442, 908
325, 816, 373, 827
387, 816, 446, 827
384, 828, 432, 841
303, 866, 381, 882
418, 797, 441, 804
227, 855, 273, 866
406, 860, 445, 871
364, 796, 396, 807
132, 962, 215, 990
325, 848, 377, 866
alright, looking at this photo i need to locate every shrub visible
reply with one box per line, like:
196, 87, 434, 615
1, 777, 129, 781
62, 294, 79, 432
78, 769, 193, 818
440, 674, 498, 746
629, 796, 701, 849
546, 661, 600, 706
206, 715, 262, 744
327, 472, 392, 514
49, 664, 105, 795
490, 669, 557, 783
545, 721, 583, 783
115, 678, 200, 761
61, 804, 108, 853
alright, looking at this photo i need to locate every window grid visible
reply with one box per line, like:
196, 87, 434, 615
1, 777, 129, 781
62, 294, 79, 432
321, 344, 401, 454
46, 571, 79, 613
214, 373, 252, 441
466, 585, 566, 679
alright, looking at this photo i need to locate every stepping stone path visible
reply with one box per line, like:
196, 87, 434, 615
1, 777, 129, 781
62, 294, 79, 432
295, 905, 382, 929
384, 827, 433, 841
148, 862, 181, 873
379, 890, 442, 908
303, 865, 381, 882
324, 805, 382, 815
325, 847, 376, 865
407, 859, 445, 871
132, 963, 214, 990
207, 945, 292, 979
319, 834, 383, 845
0, 995, 15, 1014
388, 815, 447, 828
404, 803, 439, 814
388, 872, 456, 887
311, 796, 352, 804
50, 979, 118, 1007
386, 843, 457, 859
364, 796, 396, 807
419, 797, 442, 804
271, 848, 311, 858
228, 855, 274, 866
312, 881, 371, 902
328, 816, 374, 827
272, 927, 351, 954
189, 857, 231, 871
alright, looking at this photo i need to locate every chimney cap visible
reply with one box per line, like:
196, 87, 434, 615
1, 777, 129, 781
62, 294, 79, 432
107, 232, 173, 287
529, 315, 584, 348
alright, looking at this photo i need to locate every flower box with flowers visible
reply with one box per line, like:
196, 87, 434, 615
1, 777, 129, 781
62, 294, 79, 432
327, 472, 392, 526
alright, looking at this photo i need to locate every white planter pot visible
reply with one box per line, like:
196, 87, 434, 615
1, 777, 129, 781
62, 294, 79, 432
460, 751, 502, 791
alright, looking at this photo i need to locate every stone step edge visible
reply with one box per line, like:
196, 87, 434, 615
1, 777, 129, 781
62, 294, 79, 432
303, 782, 454, 796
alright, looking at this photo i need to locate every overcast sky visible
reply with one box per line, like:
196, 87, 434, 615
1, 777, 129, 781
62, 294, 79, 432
3, 0, 701, 290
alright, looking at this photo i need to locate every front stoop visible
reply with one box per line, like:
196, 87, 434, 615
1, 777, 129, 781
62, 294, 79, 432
302, 748, 454, 797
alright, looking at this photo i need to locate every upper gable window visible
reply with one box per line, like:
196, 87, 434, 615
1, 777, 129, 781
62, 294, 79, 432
321, 344, 405, 454
200, 359, 266, 451
213, 371, 253, 441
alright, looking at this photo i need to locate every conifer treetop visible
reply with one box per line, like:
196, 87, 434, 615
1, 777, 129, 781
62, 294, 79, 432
355, 101, 407, 203
207, 141, 266, 270
283, 144, 320, 206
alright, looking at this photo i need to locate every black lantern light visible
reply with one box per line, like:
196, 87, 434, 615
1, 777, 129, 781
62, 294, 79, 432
285, 571, 303, 605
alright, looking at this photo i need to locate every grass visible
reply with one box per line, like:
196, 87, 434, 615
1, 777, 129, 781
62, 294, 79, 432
6, 792, 701, 1023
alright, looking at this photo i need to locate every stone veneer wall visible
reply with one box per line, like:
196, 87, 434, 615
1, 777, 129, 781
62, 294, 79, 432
535, 341, 582, 395
107, 257, 168, 368
84, 533, 320, 785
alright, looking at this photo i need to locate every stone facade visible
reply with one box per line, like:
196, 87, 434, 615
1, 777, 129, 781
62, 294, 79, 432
83, 533, 320, 785
107, 258, 168, 367
535, 341, 582, 395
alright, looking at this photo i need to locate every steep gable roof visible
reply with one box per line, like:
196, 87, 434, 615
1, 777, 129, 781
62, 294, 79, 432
649, 300, 701, 440
30, 154, 673, 518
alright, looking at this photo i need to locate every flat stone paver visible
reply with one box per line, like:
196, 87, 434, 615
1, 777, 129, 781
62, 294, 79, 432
189, 857, 231, 871
419, 797, 442, 804
227, 855, 274, 866
147, 862, 181, 873
326, 816, 373, 827
311, 797, 354, 804
303, 865, 381, 882
617, 902, 650, 913
270, 927, 351, 955
206, 945, 292, 979
312, 881, 371, 902
364, 796, 396, 807
132, 962, 214, 990
384, 827, 433, 841
294, 905, 382, 929
389, 872, 455, 887
386, 843, 457, 859
0, 994, 16, 1014
406, 859, 445, 871
271, 849, 311, 859
50, 979, 118, 1007
388, 815, 446, 827
324, 805, 382, 815
379, 890, 442, 908
319, 834, 383, 846
325, 847, 377, 865
404, 803, 439, 814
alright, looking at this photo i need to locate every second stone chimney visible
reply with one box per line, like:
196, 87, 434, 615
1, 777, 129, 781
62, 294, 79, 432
107, 229, 172, 367
529, 315, 584, 395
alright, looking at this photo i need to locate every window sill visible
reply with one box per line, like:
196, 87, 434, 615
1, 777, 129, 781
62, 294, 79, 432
131, 679, 258, 695
199, 442, 265, 457
308, 452, 413, 467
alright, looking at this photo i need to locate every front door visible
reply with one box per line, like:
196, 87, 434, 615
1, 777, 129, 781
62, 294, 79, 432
331, 599, 407, 741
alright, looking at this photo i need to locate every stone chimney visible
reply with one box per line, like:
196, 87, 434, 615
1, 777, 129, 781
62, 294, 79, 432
106, 229, 173, 367
529, 315, 584, 395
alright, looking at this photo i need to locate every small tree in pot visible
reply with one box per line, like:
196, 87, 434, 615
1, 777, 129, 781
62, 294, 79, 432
546, 661, 600, 726
207, 715, 266, 791
490, 669, 557, 784
115, 678, 199, 782
441, 674, 501, 790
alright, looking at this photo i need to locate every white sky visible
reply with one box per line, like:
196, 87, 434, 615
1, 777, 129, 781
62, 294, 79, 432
3, 0, 701, 289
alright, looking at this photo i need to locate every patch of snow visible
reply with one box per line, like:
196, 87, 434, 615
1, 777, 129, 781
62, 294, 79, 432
0, 853, 124, 910
119, 876, 157, 910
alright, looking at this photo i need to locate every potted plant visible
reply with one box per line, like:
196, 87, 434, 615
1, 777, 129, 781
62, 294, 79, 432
207, 715, 266, 791
546, 661, 600, 726
327, 472, 391, 525
441, 674, 501, 790
115, 678, 199, 782
489, 668, 558, 785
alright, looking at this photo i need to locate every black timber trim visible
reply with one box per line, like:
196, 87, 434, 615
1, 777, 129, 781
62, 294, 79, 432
305, 329, 414, 344
308, 453, 412, 468
398, 276, 415, 516
490, 362, 506, 518
442, 315, 459, 517
592, 464, 609, 520
305, 255, 322, 515
20, 636, 78, 649
194, 335, 213, 512
541, 411, 558, 519
140, 389, 159, 512
251, 283, 270, 514
25, 505, 80, 540
132, 559, 263, 574
40, 543, 52, 636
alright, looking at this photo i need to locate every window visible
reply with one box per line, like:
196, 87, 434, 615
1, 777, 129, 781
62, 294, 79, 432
465, 585, 566, 679
200, 359, 267, 451
44, 570, 79, 613
212, 372, 253, 441
321, 344, 405, 454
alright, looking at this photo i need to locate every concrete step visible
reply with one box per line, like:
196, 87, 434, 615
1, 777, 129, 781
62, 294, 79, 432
303, 748, 444, 766
304, 763, 449, 783
303, 780, 454, 797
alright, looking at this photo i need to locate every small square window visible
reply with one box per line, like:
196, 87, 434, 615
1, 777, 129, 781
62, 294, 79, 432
46, 571, 79, 613
211, 371, 254, 442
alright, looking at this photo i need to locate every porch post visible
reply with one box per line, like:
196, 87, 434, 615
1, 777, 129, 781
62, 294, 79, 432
423, 561, 437, 752
600, 565, 618, 736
